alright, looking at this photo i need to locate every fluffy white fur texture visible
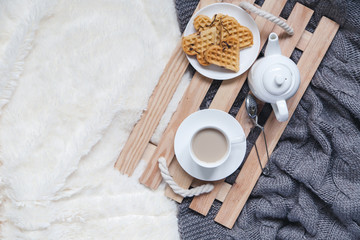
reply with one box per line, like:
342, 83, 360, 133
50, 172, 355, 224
0, 0, 190, 239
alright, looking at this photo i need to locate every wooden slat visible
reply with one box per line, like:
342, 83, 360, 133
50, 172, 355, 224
139, 0, 229, 189
187, 73, 249, 214
215, 16, 339, 229
235, 96, 265, 135
272, 4, 314, 57
277, 17, 313, 52
234, 1, 313, 172
209, 74, 248, 111
163, 0, 252, 201
215, 182, 232, 202
189, 0, 292, 216
168, 179, 232, 203
189, 180, 222, 215
164, 0, 256, 205
139, 72, 212, 189
164, 157, 193, 203
114, 43, 189, 175
166, 178, 232, 203
141, 143, 157, 164
114, 1, 207, 176
296, 30, 312, 51
236, 2, 313, 132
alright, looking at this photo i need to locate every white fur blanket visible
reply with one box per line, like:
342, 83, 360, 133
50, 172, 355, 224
0, 0, 187, 239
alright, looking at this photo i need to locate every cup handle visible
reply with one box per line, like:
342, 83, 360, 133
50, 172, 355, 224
231, 135, 246, 144
271, 100, 288, 122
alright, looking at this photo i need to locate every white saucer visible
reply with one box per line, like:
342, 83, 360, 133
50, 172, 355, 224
183, 3, 260, 80
174, 109, 246, 181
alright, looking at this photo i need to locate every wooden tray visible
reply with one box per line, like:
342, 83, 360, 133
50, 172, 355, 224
115, 0, 339, 229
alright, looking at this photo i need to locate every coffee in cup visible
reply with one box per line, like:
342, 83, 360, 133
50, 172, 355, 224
190, 126, 244, 168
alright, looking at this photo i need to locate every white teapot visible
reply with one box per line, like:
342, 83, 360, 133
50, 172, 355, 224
248, 32, 300, 122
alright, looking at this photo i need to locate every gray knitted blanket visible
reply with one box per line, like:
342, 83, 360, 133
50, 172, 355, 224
175, 0, 360, 239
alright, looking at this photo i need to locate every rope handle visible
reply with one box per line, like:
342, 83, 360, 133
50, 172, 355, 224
158, 157, 214, 198
239, 2, 294, 35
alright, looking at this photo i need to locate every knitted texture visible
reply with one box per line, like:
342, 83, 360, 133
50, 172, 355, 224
175, 0, 360, 239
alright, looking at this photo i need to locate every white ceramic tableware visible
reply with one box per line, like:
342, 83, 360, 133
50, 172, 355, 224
248, 32, 301, 122
183, 3, 260, 80
174, 109, 246, 181
189, 125, 245, 168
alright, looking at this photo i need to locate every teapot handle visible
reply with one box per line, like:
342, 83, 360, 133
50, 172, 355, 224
271, 100, 288, 122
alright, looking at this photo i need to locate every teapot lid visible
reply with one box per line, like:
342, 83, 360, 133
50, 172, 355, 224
263, 63, 293, 96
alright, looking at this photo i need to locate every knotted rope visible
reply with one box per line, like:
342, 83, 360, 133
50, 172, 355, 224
158, 157, 214, 198
239, 2, 294, 35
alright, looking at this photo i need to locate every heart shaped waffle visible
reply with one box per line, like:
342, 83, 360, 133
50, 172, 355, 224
220, 16, 253, 49
182, 13, 254, 72
193, 14, 225, 45
193, 15, 212, 31
204, 37, 240, 72
181, 27, 216, 66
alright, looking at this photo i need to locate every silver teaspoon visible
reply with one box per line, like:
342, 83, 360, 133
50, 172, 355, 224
245, 94, 270, 176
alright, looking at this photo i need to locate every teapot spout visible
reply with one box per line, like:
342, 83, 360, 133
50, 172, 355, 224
265, 32, 281, 56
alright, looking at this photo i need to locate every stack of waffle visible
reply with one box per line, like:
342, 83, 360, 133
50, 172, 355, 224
182, 14, 253, 72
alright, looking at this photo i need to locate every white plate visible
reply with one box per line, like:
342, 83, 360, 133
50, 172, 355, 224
183, 3, 260, 80
174, 109, 246, 181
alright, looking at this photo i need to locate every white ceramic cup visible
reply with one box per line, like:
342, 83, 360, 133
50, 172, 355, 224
189, 126, 245, 168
